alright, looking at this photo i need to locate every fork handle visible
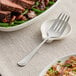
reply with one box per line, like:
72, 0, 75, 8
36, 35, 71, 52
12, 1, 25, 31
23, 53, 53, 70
17, 38, 48, 67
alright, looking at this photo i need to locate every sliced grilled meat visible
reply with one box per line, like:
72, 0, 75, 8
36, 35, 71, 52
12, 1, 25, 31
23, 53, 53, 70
0, 11, 11, 22
11, 16, 16, 22
0, 0, 25, 13
11, 0, 35, 9
45, 0, 49, 5
16, 15, 27, 20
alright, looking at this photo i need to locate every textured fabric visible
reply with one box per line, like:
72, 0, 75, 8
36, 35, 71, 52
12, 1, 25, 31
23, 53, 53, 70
0, 0, 76, 76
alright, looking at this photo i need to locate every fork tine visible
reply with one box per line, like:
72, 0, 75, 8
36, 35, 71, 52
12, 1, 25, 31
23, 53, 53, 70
54, 13, 65, 31
56, 15, 67, 32
60, 16, 70, 34
49, 13, 62, 30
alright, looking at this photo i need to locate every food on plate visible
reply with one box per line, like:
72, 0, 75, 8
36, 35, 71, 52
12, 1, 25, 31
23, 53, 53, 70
0, 11, 11, 23
0, 0, 57, 27
45, 56, 76, 76
11, 0, 35, 9
0, 0, 25, 12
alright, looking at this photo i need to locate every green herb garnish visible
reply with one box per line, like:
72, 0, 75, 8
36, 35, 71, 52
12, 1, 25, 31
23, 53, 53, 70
54, 71, 58, 74
49, 67, 53, 71
58, 61, 61, 63
48, 67, 58, 74
63, 64, 72, 67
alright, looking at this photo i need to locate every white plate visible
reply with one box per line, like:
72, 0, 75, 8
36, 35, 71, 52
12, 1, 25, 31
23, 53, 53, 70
41, 19, 71, 43
39, 54, 76, 76
0, 0, 60, 32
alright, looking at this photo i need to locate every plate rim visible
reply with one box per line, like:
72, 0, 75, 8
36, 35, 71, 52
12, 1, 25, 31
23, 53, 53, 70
39, 53, 76, 76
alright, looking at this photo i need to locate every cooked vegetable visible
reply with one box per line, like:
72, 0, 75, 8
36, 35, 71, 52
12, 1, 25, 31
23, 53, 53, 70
0, 22, 15, 27
63, 64, 72, 67
10, 22, 15, 26
49, 1, 55, 5
32, 8, 44, 13
14, 20, 25, 24
35, 1, 40, 6
0, 0, 57, 27
22, 9, 29, 15
0, 22, 9, 27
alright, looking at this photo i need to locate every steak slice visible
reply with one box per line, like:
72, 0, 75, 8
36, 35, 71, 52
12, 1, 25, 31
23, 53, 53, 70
0, 10, 11, 22
0, 0, 25, 13
11, 0, 35, 9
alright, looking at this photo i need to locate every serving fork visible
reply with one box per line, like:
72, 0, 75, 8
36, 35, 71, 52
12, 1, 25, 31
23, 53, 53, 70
18, 13, 70, 67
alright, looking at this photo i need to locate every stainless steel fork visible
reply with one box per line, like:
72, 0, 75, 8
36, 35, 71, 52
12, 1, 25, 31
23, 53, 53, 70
17, 13, 70, 67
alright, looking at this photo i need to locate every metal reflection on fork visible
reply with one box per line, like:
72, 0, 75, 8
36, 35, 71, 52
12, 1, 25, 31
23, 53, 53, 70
47, 13, 70, 38
17, 13, 70, 67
